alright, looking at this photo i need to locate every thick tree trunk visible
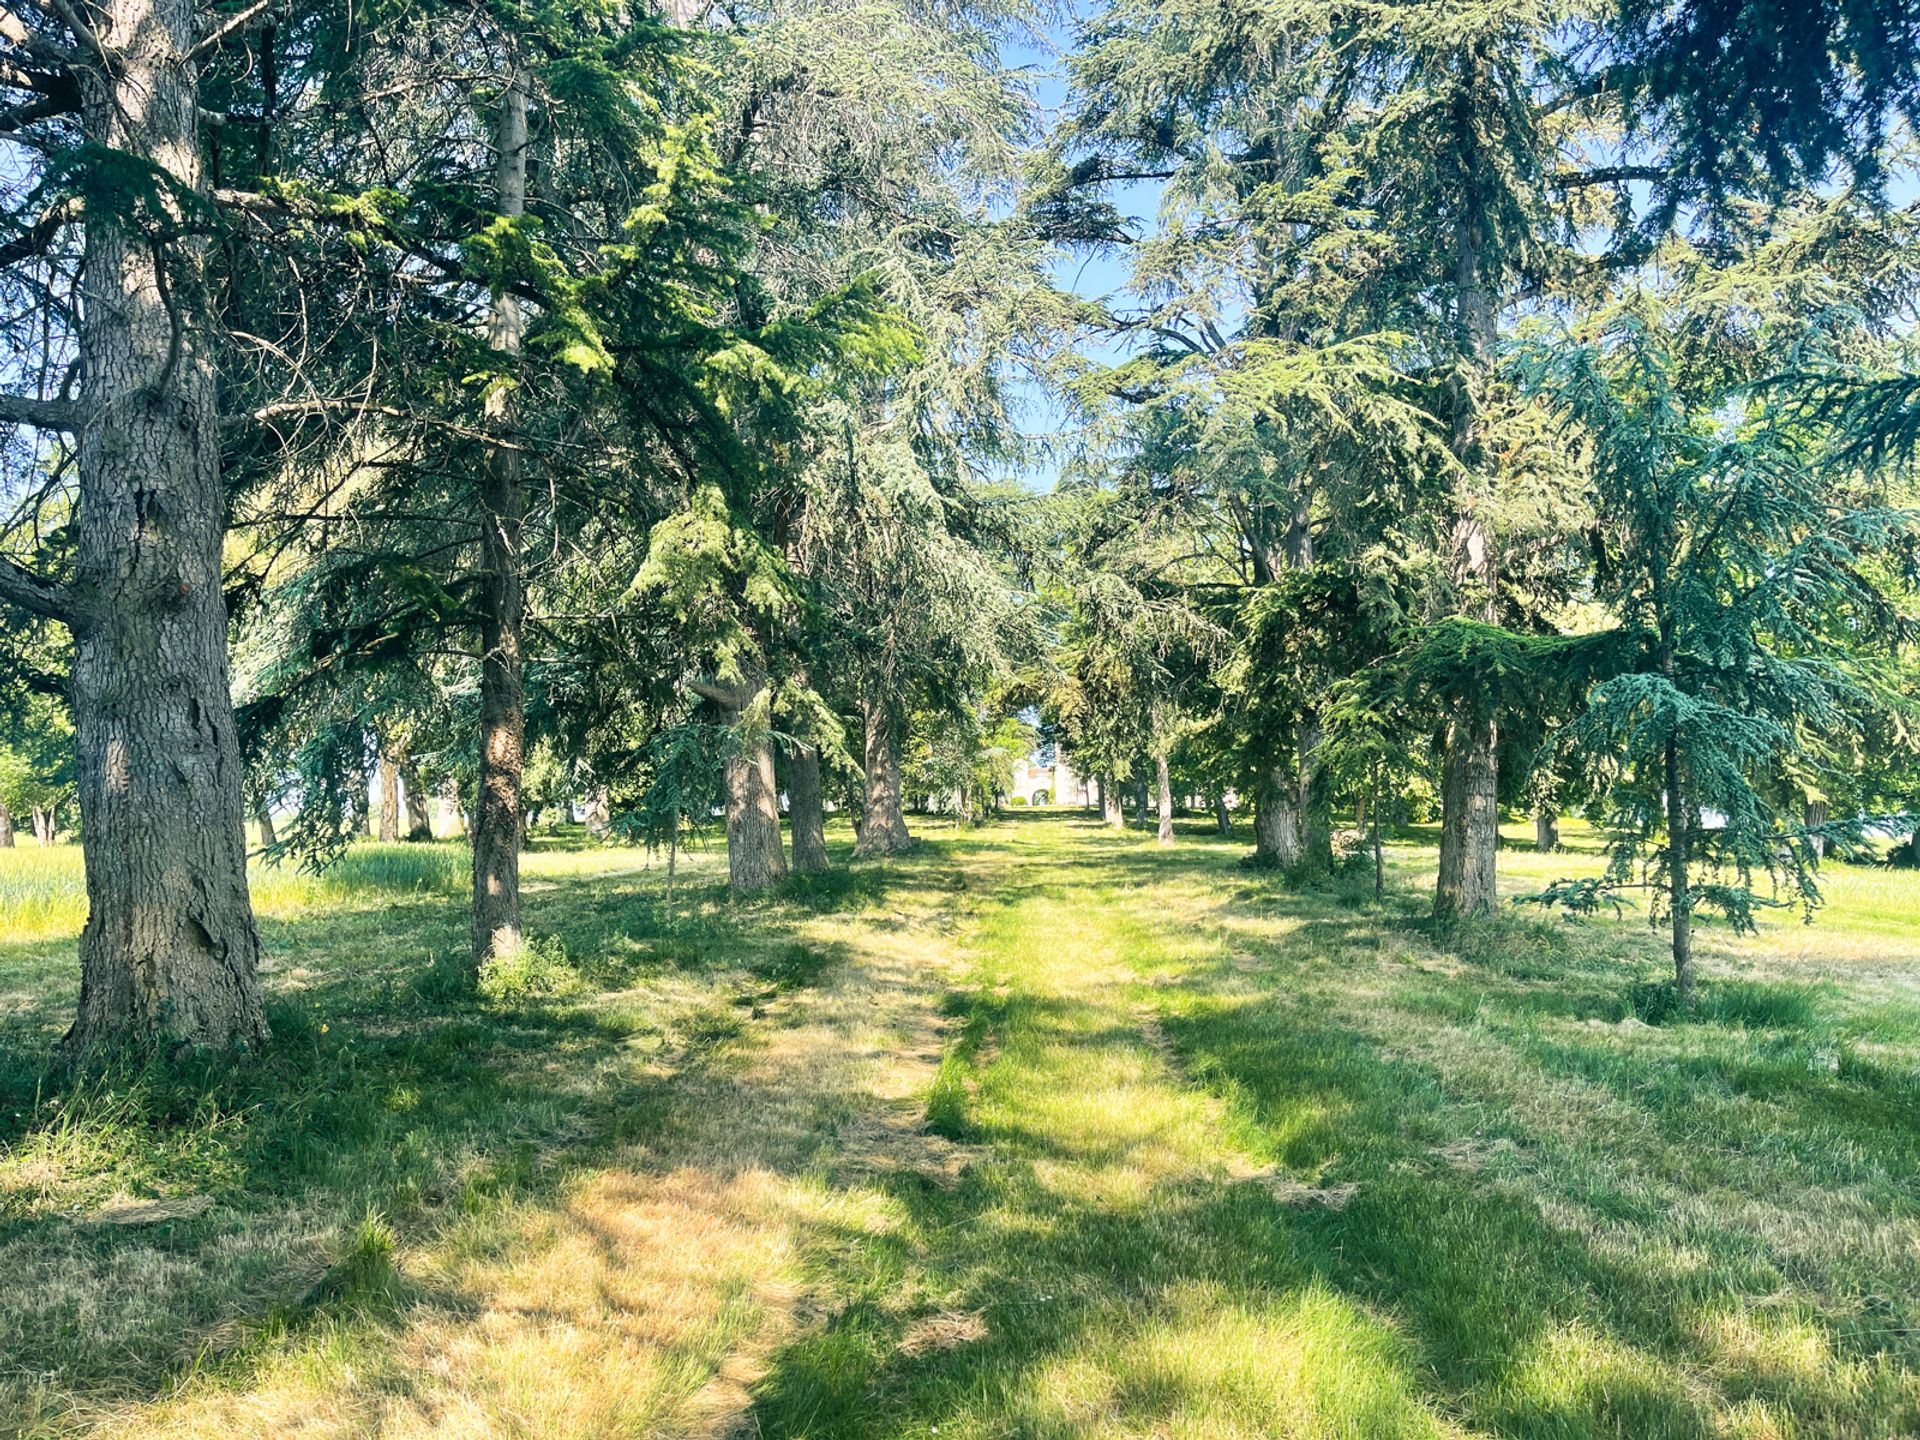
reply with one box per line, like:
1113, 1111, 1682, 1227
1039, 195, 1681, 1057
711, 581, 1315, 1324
471, 78, 529, 967
1214, 792, 1232, 836
403, 768, 433, 840
787, 744, 830, 873
723, 687, 787, 894
64, 0, 267, 1052
1101, 776, 1124, 830
1254, 766, 1303, 868
1534, 809, 1559, 853
0, 801, 12, 847
376, 746, 401, 844
1155, 749, 1174, 846
855, 697, 914, 856
1435, 705, 1500, 918
1435, 201, 1503, 922
32, 807, 55, 846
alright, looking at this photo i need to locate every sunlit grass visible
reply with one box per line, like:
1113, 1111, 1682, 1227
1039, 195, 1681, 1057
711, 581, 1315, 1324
3, 812, 1919, 1437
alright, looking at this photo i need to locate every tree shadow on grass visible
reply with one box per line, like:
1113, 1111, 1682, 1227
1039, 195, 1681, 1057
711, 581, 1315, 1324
0, 841, 966, 1428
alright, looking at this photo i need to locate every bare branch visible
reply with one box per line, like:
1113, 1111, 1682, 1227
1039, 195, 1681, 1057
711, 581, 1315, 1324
188, 0, 273, 61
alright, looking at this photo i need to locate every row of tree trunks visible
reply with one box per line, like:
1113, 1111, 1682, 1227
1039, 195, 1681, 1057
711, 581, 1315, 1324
470, 76, 530, 967
65, 0, 268, 1055
855, 697, 914, 856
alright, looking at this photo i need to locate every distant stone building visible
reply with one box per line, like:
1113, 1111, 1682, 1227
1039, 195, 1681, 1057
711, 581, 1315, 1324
1009, 753, 1090, 807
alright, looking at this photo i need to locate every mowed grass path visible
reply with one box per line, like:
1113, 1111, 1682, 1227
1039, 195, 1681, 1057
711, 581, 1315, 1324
4, 815, 1920, 1437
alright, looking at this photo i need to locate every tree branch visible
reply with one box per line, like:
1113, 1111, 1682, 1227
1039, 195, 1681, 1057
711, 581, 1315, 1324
189, 0, 274, 61
0, 553, 73, 623
0, 390, 76, 428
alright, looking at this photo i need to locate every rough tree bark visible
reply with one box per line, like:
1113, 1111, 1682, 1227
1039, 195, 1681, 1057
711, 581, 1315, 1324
53, 0, 269, 1052
471, 76, 529, 966
787, 743, 830, 873
691, 674, 787, 893
1435, 191, 1503, 921
855, 696, 914, 856
31, 807, 54, 846
1254, 765, 1304, 868
723, 725, 787, 892
1155, 749, 1174, 846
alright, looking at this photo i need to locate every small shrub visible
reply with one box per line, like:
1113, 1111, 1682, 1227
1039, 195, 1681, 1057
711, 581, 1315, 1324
1008, 794, 1028, 807
476, 934, 581, 1002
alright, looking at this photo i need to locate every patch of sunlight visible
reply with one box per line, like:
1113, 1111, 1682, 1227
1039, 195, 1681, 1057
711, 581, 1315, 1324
1010, 1281, 1466, 1439
1489, 1321, 1707, 1439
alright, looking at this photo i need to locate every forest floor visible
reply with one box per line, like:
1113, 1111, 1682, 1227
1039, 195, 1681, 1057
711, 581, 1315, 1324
2, 812, 1919, 1439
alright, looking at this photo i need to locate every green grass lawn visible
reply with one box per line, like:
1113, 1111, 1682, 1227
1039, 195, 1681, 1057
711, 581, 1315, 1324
3, 814, 1918, 1438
